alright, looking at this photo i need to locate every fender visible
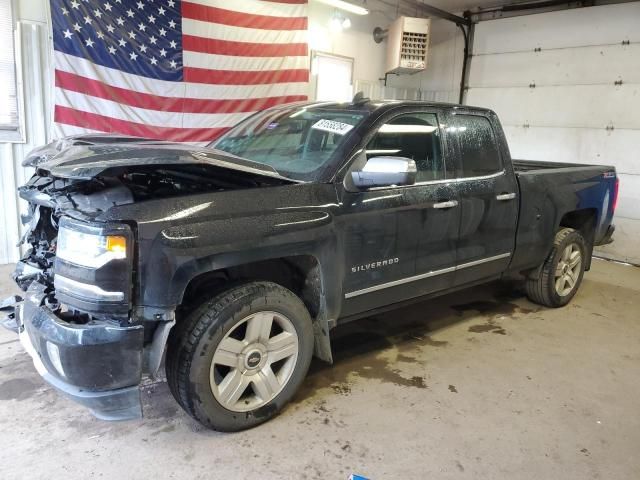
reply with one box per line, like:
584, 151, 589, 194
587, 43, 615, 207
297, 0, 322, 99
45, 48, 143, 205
101, 183, 343, 363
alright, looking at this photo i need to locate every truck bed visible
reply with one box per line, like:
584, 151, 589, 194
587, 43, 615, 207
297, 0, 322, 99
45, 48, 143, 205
509, 158, 617, 275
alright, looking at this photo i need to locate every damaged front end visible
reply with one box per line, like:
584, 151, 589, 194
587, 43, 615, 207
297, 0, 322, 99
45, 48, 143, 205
12, 172, 145, 420
10, 136, 295, 421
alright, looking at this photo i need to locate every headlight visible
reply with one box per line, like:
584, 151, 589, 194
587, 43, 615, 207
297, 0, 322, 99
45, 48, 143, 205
54, 217, 133, 312
57, 226, 127, 268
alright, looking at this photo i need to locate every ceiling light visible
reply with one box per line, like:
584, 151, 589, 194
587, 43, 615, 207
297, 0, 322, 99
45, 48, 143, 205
329, 15, 344, 32
314, 0, 369, 15
329, 12, 352, 32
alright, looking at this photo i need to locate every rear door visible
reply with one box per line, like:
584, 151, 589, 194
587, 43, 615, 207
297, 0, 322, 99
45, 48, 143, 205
448, 112, 519, 285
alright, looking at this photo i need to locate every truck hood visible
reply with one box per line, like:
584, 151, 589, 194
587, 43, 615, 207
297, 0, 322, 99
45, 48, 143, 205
24, 134, 294, 182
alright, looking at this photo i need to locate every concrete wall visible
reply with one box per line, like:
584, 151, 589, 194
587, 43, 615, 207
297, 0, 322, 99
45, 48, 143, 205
466, 3, 640, 264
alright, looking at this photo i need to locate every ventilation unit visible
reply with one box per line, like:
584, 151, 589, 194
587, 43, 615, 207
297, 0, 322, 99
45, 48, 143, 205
385, 16, 431, 75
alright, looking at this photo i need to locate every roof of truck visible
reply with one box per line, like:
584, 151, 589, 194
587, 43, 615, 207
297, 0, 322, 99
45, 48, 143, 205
276, 98, 494, 115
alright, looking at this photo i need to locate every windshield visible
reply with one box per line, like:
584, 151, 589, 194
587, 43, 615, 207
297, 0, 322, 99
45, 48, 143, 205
209, 106, 367, 181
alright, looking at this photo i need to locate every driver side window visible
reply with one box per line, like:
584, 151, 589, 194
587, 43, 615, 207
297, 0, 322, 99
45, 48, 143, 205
366, 112, 445, 182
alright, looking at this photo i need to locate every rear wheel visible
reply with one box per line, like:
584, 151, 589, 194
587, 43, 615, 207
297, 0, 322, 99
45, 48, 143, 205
166, 281, 314, 431
525, 227, 587, 308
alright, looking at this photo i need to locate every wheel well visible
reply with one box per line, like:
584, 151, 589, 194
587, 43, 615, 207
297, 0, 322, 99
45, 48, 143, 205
559, 208, 597, 269
180, 255, 323, 319
559, 208, 597, 241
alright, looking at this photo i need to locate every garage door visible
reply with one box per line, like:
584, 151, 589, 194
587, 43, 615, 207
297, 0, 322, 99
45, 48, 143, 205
466, 3, 640, 264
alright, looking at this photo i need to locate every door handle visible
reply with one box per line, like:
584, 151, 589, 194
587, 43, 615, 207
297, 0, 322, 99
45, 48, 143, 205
496, 193, 517, 201
433, 200, 459, 209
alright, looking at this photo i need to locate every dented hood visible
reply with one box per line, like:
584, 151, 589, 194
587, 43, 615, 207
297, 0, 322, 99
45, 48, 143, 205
24, 134, 293, 182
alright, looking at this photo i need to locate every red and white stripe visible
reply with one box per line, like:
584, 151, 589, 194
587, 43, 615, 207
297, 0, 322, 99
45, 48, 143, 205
53, 0, 309, 143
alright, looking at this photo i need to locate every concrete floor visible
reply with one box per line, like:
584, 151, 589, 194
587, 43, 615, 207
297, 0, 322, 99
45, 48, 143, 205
0, 260, 639, 480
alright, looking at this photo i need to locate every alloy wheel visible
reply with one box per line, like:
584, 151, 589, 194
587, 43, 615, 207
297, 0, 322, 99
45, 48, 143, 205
554, 243, 582, 297
209, 311, 299, 412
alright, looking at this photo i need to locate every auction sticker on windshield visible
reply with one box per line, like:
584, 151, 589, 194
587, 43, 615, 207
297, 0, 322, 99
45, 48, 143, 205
312, 119, 355, 135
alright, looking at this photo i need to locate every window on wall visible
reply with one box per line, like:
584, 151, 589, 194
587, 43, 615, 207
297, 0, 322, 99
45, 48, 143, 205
0, 0, 21, 142
312, 52, 354, 103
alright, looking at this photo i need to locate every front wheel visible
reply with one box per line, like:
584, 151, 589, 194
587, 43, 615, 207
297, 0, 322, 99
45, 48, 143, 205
525, 227, 587, 308
166, 281, 314, 431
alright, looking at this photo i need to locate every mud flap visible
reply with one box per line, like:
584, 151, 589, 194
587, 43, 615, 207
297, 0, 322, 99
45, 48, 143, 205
312, 316, 333, 364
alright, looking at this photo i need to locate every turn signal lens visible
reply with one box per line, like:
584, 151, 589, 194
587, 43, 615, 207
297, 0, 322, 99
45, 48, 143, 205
106, 235, 127, 253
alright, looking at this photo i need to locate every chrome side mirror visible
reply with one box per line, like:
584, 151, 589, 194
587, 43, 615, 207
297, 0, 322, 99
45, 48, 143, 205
351, 156, 417, 189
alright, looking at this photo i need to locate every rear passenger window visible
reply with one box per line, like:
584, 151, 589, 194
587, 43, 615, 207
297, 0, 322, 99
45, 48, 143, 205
366, 112, 444, 182
450, 115, 502, 177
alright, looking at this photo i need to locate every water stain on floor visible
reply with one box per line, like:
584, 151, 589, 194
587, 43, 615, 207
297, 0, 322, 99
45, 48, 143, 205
452, 300, 536, 317
0, 378, 39, 401
293, 328, 433, 403
292, 282, 539, 404
468, 323, 507, 335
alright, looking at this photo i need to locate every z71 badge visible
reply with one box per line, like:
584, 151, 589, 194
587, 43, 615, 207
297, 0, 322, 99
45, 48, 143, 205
352, 258, 399, 273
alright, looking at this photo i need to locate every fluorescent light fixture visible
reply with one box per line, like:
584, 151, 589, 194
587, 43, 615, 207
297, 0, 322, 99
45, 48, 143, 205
314, 0, 369, 15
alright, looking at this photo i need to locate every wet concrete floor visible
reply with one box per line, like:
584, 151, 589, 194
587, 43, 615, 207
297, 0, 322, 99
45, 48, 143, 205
1, 259, 639, 479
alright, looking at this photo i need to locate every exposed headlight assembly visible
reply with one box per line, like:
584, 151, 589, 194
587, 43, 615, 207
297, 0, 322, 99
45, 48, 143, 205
54, 217, 133, 311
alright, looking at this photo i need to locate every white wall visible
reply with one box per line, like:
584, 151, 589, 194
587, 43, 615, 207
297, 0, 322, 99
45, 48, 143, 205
465, 3, 640, 264
307, 5, 465, 103
0, 0, 50, 264
307, 2, 389, 99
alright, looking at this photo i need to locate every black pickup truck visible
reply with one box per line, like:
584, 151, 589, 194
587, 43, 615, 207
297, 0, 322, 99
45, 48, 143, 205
9, 100, 617, 431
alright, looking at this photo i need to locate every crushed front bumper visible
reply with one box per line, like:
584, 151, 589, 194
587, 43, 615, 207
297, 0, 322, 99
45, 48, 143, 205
16, 282, 144, 420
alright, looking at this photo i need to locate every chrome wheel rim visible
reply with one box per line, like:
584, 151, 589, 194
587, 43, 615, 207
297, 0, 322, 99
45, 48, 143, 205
555, 243, 582, 297
210, 311, 299, 412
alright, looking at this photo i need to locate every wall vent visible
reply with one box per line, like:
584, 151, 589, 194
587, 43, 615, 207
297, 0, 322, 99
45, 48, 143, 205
385, 16, 431, 75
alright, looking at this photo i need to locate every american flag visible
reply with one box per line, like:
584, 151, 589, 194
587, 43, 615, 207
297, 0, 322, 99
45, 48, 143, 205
51, 0, 309, 142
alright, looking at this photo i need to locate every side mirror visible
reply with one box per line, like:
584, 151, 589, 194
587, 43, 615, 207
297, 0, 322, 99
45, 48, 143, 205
351, 156, 417, 189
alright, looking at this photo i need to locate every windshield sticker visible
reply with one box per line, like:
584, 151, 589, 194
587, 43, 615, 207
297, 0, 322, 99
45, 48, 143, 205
312, 119, 354, 136
266, 122, 279, 130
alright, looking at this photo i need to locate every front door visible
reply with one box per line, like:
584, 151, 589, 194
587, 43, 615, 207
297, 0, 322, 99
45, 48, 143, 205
339, 109, 459, 317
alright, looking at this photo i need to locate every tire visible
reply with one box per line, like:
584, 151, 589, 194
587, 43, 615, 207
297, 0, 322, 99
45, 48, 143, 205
166, 281, 314, 431
525, 227, 587, 308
